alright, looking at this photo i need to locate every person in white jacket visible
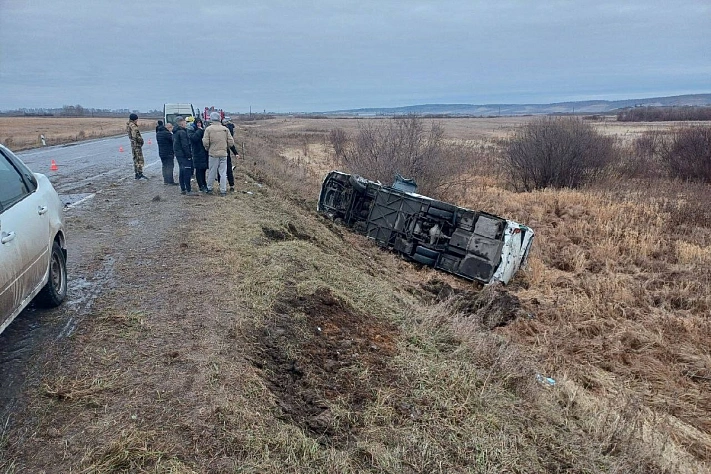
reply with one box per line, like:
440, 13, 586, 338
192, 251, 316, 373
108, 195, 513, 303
202, 112, 235, 196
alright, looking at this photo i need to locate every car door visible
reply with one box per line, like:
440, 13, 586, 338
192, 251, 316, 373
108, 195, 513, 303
0, 210, 20, 328
0, 150, 48, 326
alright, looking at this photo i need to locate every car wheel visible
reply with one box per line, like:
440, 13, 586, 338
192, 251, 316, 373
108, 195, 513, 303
349, 175, 367, 194
412, 253, 436, 266
427, 207, 454, 220
415, 245, 440, 259
36, 242, 67, 308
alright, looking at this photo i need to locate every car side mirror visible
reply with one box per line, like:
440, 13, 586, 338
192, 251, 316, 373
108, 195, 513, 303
26, 173, 38, 190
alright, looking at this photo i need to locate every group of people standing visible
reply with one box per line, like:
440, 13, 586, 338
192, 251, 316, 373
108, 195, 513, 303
127, 112, 240, 196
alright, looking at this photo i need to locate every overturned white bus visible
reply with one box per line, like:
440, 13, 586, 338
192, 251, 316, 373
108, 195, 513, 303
317, 171, 534, 285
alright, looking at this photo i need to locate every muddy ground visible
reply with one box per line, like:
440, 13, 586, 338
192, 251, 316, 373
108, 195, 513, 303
0, 158, 262, 470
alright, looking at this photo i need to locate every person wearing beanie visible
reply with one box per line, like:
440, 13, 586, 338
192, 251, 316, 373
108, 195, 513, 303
126, 113, 147, 179
202, 111, 235, 196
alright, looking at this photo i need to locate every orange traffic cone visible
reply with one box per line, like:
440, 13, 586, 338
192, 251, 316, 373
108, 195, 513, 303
119, 146, 124, 152
50, 160, 58, 171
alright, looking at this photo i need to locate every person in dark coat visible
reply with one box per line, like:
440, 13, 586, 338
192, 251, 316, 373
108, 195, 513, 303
155, 120, 177, 185
221, 117, 239, 192
188, 118, 209, 193
172, 116, 195, 194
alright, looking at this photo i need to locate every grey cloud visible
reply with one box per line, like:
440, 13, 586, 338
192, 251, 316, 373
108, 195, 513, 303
0, 0, 709, 112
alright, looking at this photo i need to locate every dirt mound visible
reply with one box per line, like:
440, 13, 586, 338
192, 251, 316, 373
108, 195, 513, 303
420, 278, 459, 301
421, 279, 523, 329
250, 288, 398, 445
261, 222, 314, 242
457, 285, 523, 329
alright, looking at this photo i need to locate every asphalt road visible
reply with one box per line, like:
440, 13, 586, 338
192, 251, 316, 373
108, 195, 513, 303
0, 133, 161, 423
17, 131, 161, 195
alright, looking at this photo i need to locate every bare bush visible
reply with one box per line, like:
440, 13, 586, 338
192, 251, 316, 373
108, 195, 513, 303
614, 130, 669, 179
661, 126, 711, 183
502, 117, 616, 191
634, 130, 664, 158
328, 128, 348, 159
328, 116, 475, 198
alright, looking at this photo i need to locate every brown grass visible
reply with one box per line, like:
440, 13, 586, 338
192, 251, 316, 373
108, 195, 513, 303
0, 117, 157, 151
1, 116, 709, 473
239, 117, 711, 472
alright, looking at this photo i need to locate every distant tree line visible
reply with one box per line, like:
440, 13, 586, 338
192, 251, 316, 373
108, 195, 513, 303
0, 105, 162, 118
617, 106, 711, 122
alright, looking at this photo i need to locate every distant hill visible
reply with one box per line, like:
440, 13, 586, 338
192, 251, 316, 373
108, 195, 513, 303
325, 94, 711, 116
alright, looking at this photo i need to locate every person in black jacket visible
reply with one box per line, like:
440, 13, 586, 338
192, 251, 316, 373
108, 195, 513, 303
172, 116, 195, 194
188, 118, 209, 192
155, 120, 176, 184
156, 120, 177, 185
221, 117, 240, 192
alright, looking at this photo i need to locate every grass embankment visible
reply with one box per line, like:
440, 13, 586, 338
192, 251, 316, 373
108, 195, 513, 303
0, 117, 157, 151
246, 118, 711, 472
4, 160, 571, 472
1, 118, 708, 472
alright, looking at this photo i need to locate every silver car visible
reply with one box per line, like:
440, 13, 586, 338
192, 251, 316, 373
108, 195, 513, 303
0, 144, 67, 335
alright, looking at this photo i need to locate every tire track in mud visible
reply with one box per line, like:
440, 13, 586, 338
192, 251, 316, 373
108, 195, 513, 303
56, 256, 115, 340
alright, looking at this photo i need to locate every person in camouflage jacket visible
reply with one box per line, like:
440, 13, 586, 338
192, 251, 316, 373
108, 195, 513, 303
126, 113, 148, 179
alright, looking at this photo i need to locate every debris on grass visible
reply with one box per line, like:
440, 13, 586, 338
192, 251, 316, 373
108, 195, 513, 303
535, 374, 556, 386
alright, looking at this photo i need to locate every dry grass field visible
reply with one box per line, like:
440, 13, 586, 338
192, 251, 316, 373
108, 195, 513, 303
1, 116, 709, 473
239, 116, 711, 472
0, 117, 157, 150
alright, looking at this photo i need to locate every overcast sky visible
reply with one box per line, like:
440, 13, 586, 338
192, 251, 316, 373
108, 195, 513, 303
0, 0, 709, 113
